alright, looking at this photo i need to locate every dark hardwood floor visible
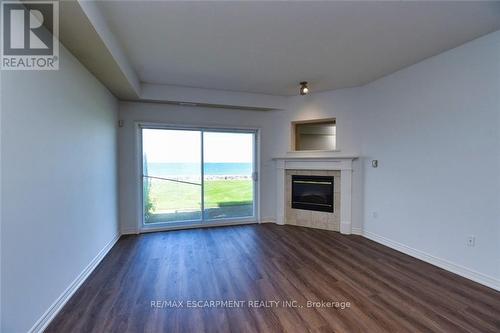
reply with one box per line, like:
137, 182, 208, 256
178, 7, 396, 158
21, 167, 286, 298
46, 224, 500, 333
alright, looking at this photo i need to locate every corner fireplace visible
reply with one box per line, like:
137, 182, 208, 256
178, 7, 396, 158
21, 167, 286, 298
291, 175, 334, 212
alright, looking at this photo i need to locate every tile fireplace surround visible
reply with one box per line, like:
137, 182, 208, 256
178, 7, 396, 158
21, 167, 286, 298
286, 170, 340, 231
274, 152, 358, 234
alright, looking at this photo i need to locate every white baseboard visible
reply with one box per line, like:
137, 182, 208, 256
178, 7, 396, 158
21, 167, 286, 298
351, 227, 363, 235
259, 217, 276, 224
29, 233, 121, 333
362, 230, 500, 292
121, 227, 139, 235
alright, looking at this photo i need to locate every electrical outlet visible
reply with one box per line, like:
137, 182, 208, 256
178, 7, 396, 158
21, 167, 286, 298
467, 235, 475, 247
371, 211, 378, 219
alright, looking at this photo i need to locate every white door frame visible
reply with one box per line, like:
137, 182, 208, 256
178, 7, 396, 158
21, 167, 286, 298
136, 122, 260, 233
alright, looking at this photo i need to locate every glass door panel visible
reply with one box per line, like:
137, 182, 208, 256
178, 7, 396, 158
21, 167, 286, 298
203, 131, 255, 220
142, 128, 202, 224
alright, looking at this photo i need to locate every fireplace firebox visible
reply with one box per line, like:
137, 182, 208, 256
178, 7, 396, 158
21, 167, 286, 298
291, 175, 334, 212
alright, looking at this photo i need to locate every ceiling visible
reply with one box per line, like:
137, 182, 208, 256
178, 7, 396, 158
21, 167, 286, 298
96, 1, 500, 96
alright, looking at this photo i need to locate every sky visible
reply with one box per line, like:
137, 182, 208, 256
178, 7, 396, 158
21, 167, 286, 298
143, 129, 254, 163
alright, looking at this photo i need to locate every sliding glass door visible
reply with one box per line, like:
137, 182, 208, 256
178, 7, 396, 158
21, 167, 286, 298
142, 126, 256, 227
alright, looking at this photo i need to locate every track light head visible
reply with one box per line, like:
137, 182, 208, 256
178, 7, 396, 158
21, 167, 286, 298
299, 81, 309, 95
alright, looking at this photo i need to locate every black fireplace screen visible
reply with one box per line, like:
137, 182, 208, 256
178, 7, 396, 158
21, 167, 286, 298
291, 175, 334, 212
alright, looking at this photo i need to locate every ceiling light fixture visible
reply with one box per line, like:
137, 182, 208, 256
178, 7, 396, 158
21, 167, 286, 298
299, 81, 309, 95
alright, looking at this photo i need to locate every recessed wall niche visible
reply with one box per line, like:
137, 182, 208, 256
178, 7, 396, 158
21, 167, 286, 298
292, 118, 336, 151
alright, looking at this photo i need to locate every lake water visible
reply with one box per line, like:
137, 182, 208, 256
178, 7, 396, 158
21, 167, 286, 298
146, 163, 252, 177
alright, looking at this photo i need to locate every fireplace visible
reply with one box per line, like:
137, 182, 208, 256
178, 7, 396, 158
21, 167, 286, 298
291, 175, 334, 212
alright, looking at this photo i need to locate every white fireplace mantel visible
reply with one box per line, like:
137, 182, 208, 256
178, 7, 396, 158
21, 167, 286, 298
273, 153, 358, 234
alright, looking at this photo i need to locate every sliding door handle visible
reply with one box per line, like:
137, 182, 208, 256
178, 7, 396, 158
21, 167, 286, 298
252, 172, 258, 181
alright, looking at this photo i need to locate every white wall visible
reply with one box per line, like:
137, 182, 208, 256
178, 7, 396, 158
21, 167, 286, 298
1, 45, 119, 332
118, 102, 280, 233
119, 30, 499, 289
276, 30, 500, 287
118, 90, 364, 233
268, 89, 365, 233
0, 12, 496, 333
358, 31, 500, 285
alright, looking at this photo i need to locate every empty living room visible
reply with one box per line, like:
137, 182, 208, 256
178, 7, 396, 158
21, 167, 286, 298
1, 1, 500, 332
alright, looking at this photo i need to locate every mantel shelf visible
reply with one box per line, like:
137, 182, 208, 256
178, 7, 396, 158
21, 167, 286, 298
273, 156, 358, 160
273, 152, 358, 160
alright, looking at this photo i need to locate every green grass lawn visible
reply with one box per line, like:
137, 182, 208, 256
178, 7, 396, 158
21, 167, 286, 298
147, 179, 252, 212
